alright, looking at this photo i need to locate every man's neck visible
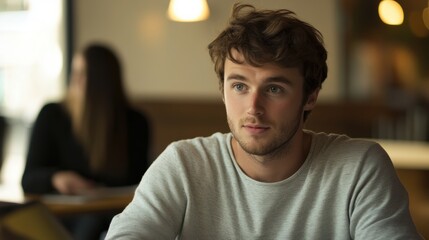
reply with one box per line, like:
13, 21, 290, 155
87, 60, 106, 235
232, 131, 312, 183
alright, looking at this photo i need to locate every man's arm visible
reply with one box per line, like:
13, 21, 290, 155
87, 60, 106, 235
105, 145, 186, 239
350, 143, 423, 239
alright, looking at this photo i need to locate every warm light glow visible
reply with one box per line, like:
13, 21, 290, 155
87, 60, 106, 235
167, 0, 210, 22
378, 0, 404, 25
423, 7, 429, 30
409, 11, 429, 37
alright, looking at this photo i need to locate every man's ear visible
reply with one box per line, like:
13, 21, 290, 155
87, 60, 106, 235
220, 86, 225, 103
303, 88, 320, 111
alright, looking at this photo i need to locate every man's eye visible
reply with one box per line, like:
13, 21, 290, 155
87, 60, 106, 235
233, 83, 245, 92
268, 86, 282, 94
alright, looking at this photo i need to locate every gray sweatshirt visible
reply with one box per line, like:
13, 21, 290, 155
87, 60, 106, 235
106, 131, 422, 239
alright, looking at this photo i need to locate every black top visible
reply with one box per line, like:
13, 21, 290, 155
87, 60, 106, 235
21, 103, 151, 194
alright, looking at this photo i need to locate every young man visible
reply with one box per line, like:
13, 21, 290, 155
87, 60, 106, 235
106, 3, 422, 239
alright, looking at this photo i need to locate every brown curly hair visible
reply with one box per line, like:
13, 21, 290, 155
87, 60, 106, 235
208, 3, 328, 120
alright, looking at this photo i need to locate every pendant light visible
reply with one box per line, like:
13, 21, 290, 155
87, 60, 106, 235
167, 0, 210, 22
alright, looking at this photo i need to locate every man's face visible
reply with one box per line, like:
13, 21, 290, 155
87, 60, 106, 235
223, 51, 318, 156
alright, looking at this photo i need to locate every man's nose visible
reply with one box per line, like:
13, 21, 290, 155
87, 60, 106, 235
247, 91, 264, 116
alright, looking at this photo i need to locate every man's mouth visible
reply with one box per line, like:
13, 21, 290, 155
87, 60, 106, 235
243, 124, 270, 134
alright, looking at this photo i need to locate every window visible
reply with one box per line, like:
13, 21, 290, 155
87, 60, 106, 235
0, 0, 71, 191
0, 0, 69, 122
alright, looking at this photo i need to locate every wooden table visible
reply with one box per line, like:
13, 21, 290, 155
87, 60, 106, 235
26, 186, 136, 216
29, 194, 134, 216
0, 185, 135, 217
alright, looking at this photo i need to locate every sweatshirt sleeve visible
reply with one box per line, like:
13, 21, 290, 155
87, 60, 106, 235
350, 143, 423, 239
105, 144, 186, 239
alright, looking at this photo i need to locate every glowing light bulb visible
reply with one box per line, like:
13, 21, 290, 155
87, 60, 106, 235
167, 0, 210, 22
378, 0, 404, 25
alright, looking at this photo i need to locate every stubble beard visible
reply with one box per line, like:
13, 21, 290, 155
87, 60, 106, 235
228, 108, 303, 158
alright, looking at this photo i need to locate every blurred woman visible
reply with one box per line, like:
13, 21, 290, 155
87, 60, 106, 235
21, 43, 151, 239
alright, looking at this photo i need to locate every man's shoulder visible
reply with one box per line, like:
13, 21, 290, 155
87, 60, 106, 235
167, 132, 231, 154
309, 131, 387, 166
154, 132, 231, 166
310, 131, 379, 150
173, 132, 229, 143
307, 131, 392, 181
148, 132, 233, 177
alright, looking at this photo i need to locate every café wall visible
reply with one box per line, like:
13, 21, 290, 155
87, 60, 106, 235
73, 0, 342, 101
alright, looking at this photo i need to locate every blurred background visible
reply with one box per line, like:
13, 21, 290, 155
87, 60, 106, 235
0, 0, 428, 193
0, 0, 429, 237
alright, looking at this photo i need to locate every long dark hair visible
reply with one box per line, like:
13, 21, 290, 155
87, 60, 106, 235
79, 43, 129, 178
